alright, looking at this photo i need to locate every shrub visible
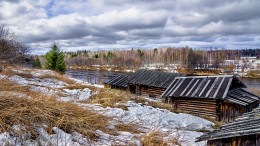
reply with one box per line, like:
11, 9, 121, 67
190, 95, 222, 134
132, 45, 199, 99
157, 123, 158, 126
45, 43, 66, 74
32, 56, 41, 68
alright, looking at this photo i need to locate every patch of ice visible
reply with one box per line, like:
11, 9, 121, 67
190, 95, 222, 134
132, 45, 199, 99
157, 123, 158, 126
0, 74, 7, 79
30, 86, 57, 95
95, 130, 141, 146
60, 88, 93, 101
30, 70, 56, 77
9, 75, 67, 88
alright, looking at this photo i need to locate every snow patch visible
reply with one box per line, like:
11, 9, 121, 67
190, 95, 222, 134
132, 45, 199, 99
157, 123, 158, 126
69, 77, 104, 88
60, 88, 94, 102
9, 75, 67, 88
81, 101, 212, 146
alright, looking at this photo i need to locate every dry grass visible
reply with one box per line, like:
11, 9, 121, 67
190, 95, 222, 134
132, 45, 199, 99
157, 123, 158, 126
0, 78, 111, 140
114, 123, 141, 134
142, 131, 181, 146
87, 88, 173, 111
0, 79, 31, 93
1, 68, 33, 78
39, 74, 76, 85
176, 68, 221, 76
86, 88, 132, 109
0, 94, 111, 140
131, 96, 173, 111
63, 83, 98, 91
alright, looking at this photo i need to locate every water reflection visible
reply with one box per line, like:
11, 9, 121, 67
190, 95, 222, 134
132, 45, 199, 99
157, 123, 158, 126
66, 70, 126, 84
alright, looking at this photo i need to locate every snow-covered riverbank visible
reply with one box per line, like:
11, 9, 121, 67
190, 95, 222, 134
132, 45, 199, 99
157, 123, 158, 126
0, 67, 213, 145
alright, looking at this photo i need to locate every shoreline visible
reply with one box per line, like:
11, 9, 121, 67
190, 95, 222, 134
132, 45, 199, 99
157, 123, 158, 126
67, 65, 260, 79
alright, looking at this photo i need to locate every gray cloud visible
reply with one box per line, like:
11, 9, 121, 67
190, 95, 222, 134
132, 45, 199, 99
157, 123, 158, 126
0, 0, 259, 54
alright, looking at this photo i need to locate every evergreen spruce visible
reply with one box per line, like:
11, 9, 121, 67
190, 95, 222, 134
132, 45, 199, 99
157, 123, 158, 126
45, 43, 66, 74
56, 52, 66, 74
32, 56, 41, 68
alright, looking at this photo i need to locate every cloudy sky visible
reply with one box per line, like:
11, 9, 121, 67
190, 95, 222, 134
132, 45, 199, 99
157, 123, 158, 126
0, 0, 260, 54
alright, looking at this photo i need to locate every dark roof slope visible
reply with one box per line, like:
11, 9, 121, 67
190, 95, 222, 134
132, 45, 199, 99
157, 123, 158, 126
226, 88, 259, 106
162, 75, 246, 100
197, 106, 260, 141
105, 74, 130, 88
129, 70, 182, 88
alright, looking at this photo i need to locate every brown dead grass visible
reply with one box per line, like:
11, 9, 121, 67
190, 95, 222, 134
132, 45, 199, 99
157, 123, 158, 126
63, 83, 98, 91
39, 74, 76, 85
115, 122, 141, 134
86, 88, 132, 109
131, 96, 173, 111
2, 68, 33, 78
0, 79, 31, 93
0, 94, 110, 140
86, 87, 173, 111
142, 131, 181, 146
176, 68, 221, 76
0, 78, 111, 140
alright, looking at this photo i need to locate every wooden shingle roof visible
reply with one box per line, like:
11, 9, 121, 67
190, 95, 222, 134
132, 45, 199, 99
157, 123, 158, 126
105, 74, 130, 88
226, 88, 259, 106
162, 75, 245, 99
197, 106, 260, 141
129, 70, 183, 88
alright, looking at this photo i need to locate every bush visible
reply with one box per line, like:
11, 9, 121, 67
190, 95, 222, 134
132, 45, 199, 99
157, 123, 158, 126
32, 56, 41, 68
45, 43, 66, 74
0, 25, 29, 64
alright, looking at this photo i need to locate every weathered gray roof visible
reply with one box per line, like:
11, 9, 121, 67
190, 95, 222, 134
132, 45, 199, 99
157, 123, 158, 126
129, 70, 183, 88
161, 75, 247, 101
197, 106, 260, 141
226, 88, 259, 106
105, 74, 130, 88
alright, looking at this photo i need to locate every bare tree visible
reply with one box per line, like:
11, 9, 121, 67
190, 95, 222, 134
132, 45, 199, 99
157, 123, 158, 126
0, 25, 29, 64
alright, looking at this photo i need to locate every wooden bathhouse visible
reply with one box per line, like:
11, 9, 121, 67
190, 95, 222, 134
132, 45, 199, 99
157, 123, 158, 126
161, 75, 259, 122
103, 74, 130, 90
128, 70, 182, 97
197, 106, 260, 146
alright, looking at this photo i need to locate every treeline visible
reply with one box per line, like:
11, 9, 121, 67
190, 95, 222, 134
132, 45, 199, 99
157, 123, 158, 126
64, 47, 260, 69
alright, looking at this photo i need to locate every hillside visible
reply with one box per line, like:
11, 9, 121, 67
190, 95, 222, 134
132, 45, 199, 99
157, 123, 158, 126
0, 67, 213, 146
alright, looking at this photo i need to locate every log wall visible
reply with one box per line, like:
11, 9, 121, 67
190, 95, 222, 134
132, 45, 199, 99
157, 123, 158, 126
174, 98, 217, 119
104, 83, 111, 88
219, 102, 245, 122
140, 86, 166, 97
207, 134, 260, 146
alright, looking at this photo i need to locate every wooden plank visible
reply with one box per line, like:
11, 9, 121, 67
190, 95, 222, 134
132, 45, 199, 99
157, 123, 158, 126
177, 104, 217, 110
177, 105, 216, 112
176, 99, 217, 105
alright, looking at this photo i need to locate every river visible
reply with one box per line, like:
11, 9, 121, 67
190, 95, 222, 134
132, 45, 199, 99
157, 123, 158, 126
66, 69, 260, 91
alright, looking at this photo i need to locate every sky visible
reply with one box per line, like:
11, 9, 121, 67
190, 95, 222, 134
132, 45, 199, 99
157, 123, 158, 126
0, 0, 260, 54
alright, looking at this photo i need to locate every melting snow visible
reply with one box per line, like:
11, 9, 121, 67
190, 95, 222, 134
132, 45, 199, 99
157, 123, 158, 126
81, 101, 212, 146
0, 68, 213, 145
60, 88, 94, 102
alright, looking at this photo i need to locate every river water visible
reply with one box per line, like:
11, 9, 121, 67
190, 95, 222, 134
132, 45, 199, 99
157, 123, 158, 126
66, 69, 260, 90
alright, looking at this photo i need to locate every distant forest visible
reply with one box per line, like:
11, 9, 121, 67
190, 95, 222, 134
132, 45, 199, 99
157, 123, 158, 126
64, 48, 260, 69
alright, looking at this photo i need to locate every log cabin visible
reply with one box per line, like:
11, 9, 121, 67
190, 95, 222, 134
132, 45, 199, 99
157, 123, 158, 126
197, 106, 260, 146
103, 74, 130, 90
128, 70, 182, 97
161, 75, 259, 122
